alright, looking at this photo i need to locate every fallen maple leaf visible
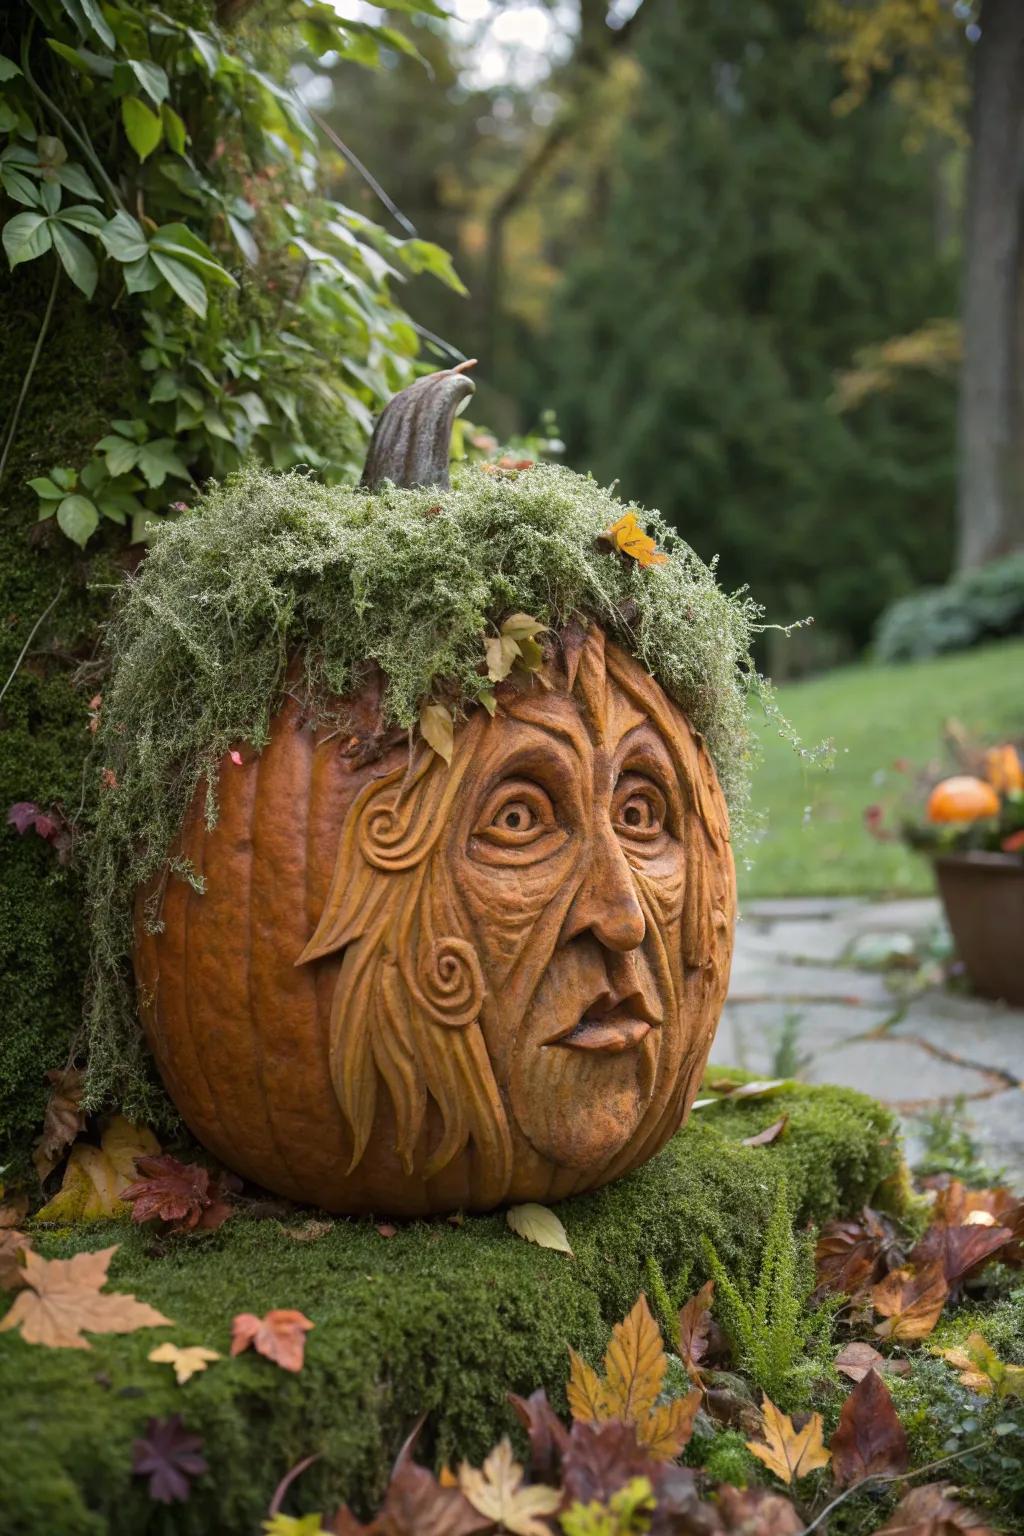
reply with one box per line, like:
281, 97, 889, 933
872, 1263, 949, 1341
602, 510, 668, 568
677, 1279, 714, 1381
36, 1116, 160, 1222
122, 1154, 233, 1233
834, 1341, 909, 1383
567, 1294, 701, 1459
815, 1206, 901, 1299
746, 1395, 831, 1485
507, 1202, 573, 1256
934, 1331, 1024, 1399
231, 1308, 314, 1372
714, 1484, 803, 1535
149, 1341, 222, 1385
0, 1245, 171, 1349
0, 1229, 32, 1291
132, 1414, 208, 1504
741, 1115, 789, 1147
458, 1438, 561, 1536
33, 1066, 87, 1180
419, 702, 454, 765
829, 1369, 908, 1488
873, 1480, 996, 1534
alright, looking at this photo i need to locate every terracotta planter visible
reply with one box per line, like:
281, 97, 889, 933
934, 851, 1024, 1007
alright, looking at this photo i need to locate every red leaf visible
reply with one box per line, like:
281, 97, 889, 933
815, 1207, 901, 1298
375, 1223, 397, 1239
131, 1415, 208, 1505
829, 1369, 908, 1488
230, 1308, 314, 1372
508, 1388, 570, 1483
7, 801, 43, 835
121, 1154, 234, 1234
561, 1418, 652, 1507
909, 1221, 1013, 1290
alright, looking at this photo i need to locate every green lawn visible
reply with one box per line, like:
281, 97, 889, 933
739, 637, 1024, 898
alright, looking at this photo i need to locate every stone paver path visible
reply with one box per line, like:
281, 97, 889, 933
712, 897, 1024, 1183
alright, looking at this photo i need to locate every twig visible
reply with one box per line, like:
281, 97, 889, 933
0, 578, 66, 707
311, 109, 418, 237
800, 1439, 995, 1535
20, 32, 123, 210
0, 258, 60, 492
267, 1452, 321, 1517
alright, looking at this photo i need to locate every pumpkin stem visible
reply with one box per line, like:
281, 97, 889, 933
360, 361, 477, 491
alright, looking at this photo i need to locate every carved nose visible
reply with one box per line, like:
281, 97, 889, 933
562, 827, 646, 953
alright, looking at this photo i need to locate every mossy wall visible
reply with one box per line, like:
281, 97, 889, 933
0, 1081, 900, 1535
0, 261, 141, 1161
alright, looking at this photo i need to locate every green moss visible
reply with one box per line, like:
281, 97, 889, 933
0, 1081, 899, 1534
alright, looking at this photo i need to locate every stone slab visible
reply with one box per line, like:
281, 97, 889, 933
961, 1087, 1024, 1186
801, 1037, 999, 1108
726, 956, 898, 1008
711, 1001, 893, 1078
890, 991, 1024, 1085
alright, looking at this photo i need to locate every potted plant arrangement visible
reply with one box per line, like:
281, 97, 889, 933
872, 741, 1024, 1006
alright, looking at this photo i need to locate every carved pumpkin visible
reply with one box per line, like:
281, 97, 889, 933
133, 371, 737, 1216
927, 775, 1001, 824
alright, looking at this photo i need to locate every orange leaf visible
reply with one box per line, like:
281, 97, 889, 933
566, 1294, 699, 1457
746, 1395, 831, 1485
603, 511, 668, 568
0, 1245, 171, 1349
872, 1263, 949, 1341
828, 1369, 908, 1488
566, 1346, 608, 1422
642, 1391, 702, 1459
230, 1308, 313, 1372
677, 1279, 714, 1381
0, 1195, 29, 1229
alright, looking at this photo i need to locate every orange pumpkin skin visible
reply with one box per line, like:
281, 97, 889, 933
134, 630, 736, 1216
927, 775, 1001, 824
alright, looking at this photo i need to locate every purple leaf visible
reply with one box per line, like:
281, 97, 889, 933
132, 1415, 208, 1505
6, 801, 42, 835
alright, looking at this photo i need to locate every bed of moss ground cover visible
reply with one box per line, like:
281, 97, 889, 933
0, 1080, 898, 1535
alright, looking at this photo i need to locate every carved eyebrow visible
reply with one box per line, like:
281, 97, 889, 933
500, 698, 592, 759
614, 727, 686, 817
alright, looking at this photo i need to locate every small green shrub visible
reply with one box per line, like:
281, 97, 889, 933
874, 552, 1024, 663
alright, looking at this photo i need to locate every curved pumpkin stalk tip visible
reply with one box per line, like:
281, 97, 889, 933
360, 362, 478, 493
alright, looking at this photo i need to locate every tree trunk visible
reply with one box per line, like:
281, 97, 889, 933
957, 0, 1024, 570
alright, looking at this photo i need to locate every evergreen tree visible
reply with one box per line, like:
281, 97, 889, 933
543, 0, 958, 653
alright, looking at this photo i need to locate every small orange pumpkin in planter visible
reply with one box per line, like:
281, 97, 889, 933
926, 776, 1000, 825
127, 371, 737, 1217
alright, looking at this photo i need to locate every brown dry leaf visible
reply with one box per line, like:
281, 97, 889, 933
0, 1230, 32, 1291
36, 1116, 160, 1222
815, 1206, 900, 1298
872, 1263, 949, 1341
281, 1219, 334, 1243
567, 1294, 700, 1458
0, 1195, 29, 1229
741, 1115, 789, 1147
934, 1332, 1024, 1399
230, 1308, 313, 1372
909, 1221, 1013, 1288
458, 1437, 561, 1536
0, 1245, 172, 1349
602, 510, 668, 568
746, 1395, 831, 1485
33, 1066, 87, 1180
834, 1341, 910, 1383
714, 1484, 803, 1535
873, 1481, 996, 1535
335, 1443, 490, 1536
419, 702, 454, 765
122, 1154, 233, 1233
932, 1179, 1024, 1265
148, 1342, 221, 1385
677, 1279, 714, 1381
828, 1369, 908, 1488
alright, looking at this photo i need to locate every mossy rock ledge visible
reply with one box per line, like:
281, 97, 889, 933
0, 1080, 899, 1535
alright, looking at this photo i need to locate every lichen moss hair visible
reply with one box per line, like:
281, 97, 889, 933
86, 461, 772, 1122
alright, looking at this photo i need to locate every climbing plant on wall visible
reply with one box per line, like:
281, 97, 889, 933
0, 0, 463, 547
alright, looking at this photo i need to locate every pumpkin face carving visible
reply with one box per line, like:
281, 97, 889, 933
134, 626, 735, 1215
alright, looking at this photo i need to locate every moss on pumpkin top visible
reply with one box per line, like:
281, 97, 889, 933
87, 461, 774, 1119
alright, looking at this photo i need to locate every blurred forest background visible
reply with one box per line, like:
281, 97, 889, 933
322, 0, 1019, 674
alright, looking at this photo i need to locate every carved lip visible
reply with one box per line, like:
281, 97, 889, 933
547, 991, 659, 1055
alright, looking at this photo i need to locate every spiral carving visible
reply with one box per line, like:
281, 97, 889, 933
406, 937, 485, 1028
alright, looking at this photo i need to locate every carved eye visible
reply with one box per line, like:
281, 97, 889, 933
613, 776, 667, 843
471, 779, 566, 861
493, 800, 537, 834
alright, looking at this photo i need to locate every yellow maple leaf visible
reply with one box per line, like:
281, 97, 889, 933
566, 1294, 701, 1459
458, 1438, 561, 1536
149, 1341, 222, 1384
935, 1332, 1024, 1399
0, 1245, 172, 1350
35, 1116, 160, 1222
603, 511, 668, 568
746, 1395, 831, 1485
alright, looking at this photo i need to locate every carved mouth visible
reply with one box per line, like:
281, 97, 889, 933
547, 992, 659, 1055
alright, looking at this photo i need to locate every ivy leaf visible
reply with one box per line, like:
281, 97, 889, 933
99, 210, 149, 262
36, 1116, 161, 1221
121, 95, 164, 161
27, 476, 64, 500
132, 1415, 207, 1504
96, 433, 140, 477
148, 1342, 221, 1385
458, 1438, 561, 1536
136, 437, 189, 488
746, 1395, 831, 1486
57, 161, 100, 200
3, 211, 53, 269
125, 58, 169, 106
0, 54, 21, 81
56, 491, 99, 544
419, 701, 454, 764
50, 222, 97, 297
506, 1202, 573, 1257
0, 1245, 172, 1349
230, 1308, 314, 1372
151, 250, 207, 316
400, 237, 468, 295
186, 28, 221, 76
1, 166, 40, 207
828, 1369, 908, 1488
161, 103, 187, 155
77, 0, 116, 50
